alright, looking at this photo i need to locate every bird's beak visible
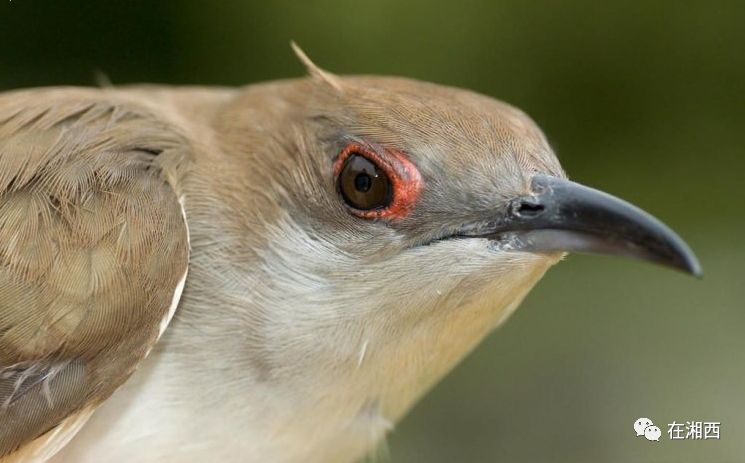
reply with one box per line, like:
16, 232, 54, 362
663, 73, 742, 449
470, 175, 702, 276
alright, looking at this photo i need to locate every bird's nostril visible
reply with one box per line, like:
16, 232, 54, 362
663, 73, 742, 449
514, 200, 545, 218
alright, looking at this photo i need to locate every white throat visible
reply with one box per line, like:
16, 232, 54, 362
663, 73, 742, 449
52, 213, 557, 463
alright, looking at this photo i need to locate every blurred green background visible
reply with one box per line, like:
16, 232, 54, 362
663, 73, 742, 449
1, 1, 742, 462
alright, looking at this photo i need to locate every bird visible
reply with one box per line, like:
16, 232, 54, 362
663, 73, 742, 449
0, 44, 700, 463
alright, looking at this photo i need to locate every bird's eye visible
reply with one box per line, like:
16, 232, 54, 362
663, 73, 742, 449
334, 143, 423, 219
338, 153, 392, 210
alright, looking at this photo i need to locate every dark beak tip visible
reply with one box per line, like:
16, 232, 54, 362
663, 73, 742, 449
665, 234, 703, 278
682, 255, 703, 279
524, 175, 704, 279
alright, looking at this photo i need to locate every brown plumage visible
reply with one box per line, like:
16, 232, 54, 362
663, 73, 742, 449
0, 92, 189, 459
0, 48, 698, 463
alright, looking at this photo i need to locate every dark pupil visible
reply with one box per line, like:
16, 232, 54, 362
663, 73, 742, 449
339, 154, 392, 211
354, 173, 372, 192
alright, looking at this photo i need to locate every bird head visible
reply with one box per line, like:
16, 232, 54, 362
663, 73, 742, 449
186, 46, 700, 454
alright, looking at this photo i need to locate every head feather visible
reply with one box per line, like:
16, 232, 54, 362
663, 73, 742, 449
290, 42, 343, 93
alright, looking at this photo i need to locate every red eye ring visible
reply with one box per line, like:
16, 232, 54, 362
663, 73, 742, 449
334, 142, 423, 219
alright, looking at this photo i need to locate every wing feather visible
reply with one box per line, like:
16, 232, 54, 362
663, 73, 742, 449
0, 90, 191, 459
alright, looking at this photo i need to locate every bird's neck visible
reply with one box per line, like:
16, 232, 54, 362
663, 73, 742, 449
54, 192, 554, 463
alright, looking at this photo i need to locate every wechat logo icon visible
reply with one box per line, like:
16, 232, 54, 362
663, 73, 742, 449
634, 417, 661, 442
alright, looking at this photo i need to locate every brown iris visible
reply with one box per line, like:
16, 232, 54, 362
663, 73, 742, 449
338, 153, 392, 211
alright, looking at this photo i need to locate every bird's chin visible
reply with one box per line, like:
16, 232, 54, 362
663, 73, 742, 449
415, 234, 563, 273
485, 236, 565, 269
420, 231, 564, 266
